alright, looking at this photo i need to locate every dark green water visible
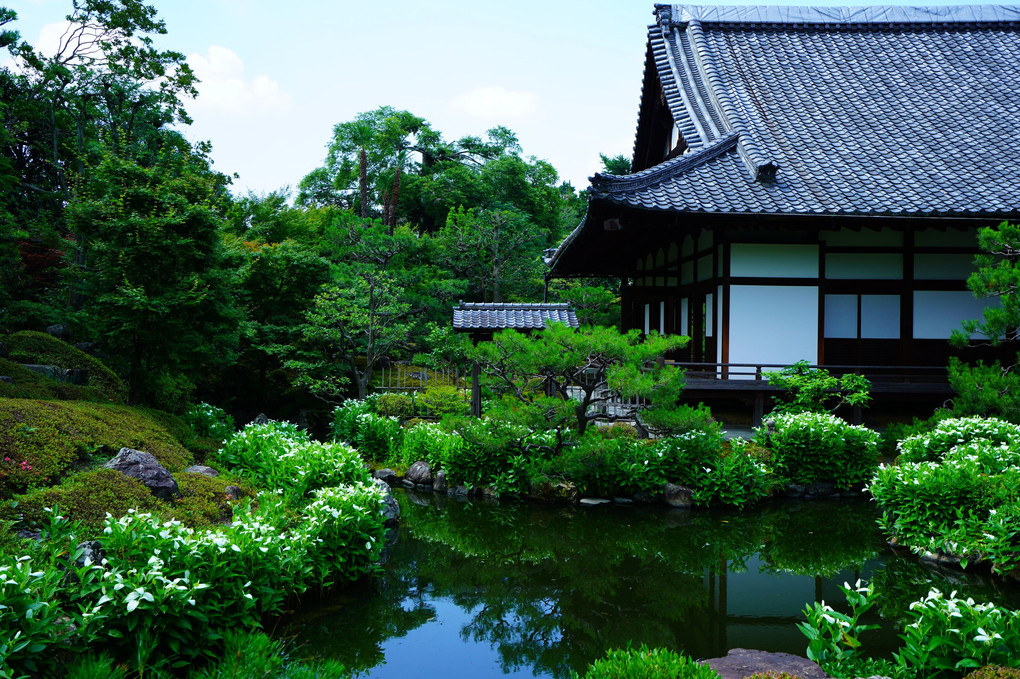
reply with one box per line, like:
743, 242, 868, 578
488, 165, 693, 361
287, 491, 1020, 678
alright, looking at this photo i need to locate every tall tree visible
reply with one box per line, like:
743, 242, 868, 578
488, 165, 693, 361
66, 135, 238, 406
438, 206, 544, 303
949, 221, 1020, 421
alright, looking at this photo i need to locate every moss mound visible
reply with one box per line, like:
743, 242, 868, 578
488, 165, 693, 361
10, 468, 164, 532
170, 472, 253, 527
3, 331, 126, 402
0, 357, 115, 403
0, 399, 194, 496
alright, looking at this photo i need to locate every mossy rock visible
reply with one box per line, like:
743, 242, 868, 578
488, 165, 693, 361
0, 399, 194, 497
9, 468, 164, 533
3, 331, 126, 403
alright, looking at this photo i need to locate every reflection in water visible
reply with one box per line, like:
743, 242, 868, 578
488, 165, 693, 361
287, 492, 1017, 678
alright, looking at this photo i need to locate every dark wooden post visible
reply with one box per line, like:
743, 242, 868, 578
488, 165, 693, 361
471, 362, 481, 418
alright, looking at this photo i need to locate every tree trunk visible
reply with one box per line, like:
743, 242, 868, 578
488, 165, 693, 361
388, 164, 401, 235
359, 147, 368, 218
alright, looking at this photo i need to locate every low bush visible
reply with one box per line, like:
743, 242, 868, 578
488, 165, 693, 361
895, 589, 1020, 676
374, 393, 414, 419
965, 667, 1020, 679
598, 422, 639, 439
756, 411, 879, 489
401, 421, 464, 470
801, 582, 1020, 679
897, 416, 1020, 464
573, 645, 720, 679
416, 384, 467, 417
871, 420, 1020, 575
184, 402, 236, 441
639, 402, 718, 437
216, 421, 369, 502
331, 400, 404, 462
4, 330, 126, 403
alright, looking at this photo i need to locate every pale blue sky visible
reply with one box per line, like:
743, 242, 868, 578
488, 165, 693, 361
7, 0, 980, 197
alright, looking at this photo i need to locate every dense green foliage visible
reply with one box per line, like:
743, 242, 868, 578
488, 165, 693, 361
754, 411, 880, 489
801, 581, 1020, 678
573, 646, 719, 679
870, 417, 1020, 576
950, 222, 1020, 423
0, 415, 386, 677
470, 324, 688, 438
763, 360, 872, 415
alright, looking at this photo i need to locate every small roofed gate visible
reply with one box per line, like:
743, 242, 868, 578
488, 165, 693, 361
452, 301, 581, 416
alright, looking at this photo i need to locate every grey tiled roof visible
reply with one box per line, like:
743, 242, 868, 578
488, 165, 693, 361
592, 4, 1020, 218
452, 303, 580, 331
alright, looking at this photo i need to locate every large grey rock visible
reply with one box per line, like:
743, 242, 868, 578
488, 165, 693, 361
405, 460, 432, 485
579, 497, 611, 506
804, 482, 838, 498
223, 485, 243, 501
433, 470, 447, 493
664, 483, 694, 508
104, 448, 179, 500
22, 364, 62, 380
75, 540, 105, 567
0, 376, 12, 385
184, 465, 220, 477
250, 413, 270, 425
374, 468, 398, 486
373, 478, 400, 526
702, 648, 828, 679
46, 324, 71, 341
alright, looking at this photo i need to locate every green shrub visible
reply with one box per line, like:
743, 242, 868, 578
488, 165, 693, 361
4, 330, 127, 402
764, 360, 871, 415
880, 410, 952, 455
217, 420, 370, 501
375, 393, 414, 419
552, 434, 644, 496
11, 468, 163, 532
170, 472, 252, 528
573, 645, 720, 679
870, 430, 1020, 574
756, 411, 879, 488
895, 589, 1020, 676
949, 356, 1020, 424
639, 402, 719, 437
416, 385, 467, 417
183, 402, 236, 440
897, 416, 1020, 464
331, 401, 404, 462
598, 422, 639, 439
401, 421, 464, 470
440, 418, 529, 488
0, 357, 115, 403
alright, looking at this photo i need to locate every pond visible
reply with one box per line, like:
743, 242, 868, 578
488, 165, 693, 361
287, 490, 1020, 678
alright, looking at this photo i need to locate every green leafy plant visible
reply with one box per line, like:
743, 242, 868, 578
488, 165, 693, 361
331, 401, 404, 463
799, 580, 881, 664
217, 421, 370, 501
416, 384, 467, 417
374, 393, 414, 419
755, 411, 879, 489
894, 589, 1020, 677
573, 645, 720, 679
764, 360, 871, 415
183, 402, 236, 441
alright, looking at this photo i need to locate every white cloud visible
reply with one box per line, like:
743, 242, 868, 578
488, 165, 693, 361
186, 45, 292, 116
450, 86, 538, 119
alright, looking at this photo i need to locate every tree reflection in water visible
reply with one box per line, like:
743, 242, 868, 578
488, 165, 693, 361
286, 491, 1015, 679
